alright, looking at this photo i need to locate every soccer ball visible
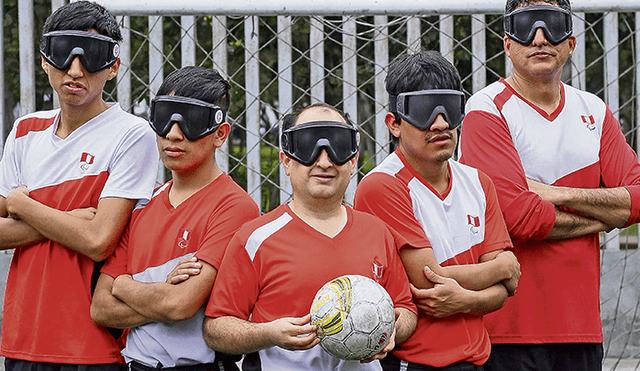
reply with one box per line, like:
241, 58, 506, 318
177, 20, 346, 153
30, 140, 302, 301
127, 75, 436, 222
310, 274, 395, 360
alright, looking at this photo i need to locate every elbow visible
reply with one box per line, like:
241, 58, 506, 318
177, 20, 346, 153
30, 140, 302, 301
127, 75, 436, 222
203, 317, 227, 352
86, 240, 117, 262
90, 302, 111, 327
160, 300, 200, 322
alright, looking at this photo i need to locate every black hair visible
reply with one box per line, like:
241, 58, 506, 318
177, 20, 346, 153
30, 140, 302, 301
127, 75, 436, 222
157, 66, 231, 112
42, 1, 122, 42
385, 50, 462, 97
505, 0, 571, 14
281, 103, 354, 132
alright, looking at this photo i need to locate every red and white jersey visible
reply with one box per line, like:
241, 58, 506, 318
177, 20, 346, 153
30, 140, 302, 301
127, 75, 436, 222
205, 203, 416, 371
459, 79, 640, 344
102, 174, 259, 367
354, 150, 512, 367
0, 104, 159, 363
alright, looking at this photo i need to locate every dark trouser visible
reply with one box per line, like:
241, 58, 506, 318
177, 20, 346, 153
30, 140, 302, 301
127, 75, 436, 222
4, 359, 126, 371
128, 360, 238, 371
483, 343, 604, 371
380, 353, 484, 371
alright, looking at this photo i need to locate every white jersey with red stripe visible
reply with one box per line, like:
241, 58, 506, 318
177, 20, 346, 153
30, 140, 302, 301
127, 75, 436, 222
0, 104, 159, 363
206, 203, 417, 371
459, 79, 640, 344
354, 150, 512, 367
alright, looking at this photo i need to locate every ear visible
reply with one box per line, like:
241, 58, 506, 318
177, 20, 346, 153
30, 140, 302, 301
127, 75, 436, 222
280, 151, 292, 176
106, 58, 120, 81
503, 36, 512, 58
567, 35, 576, 55
212, 122, 231, 148
347, 153, 359, 176
385, 112, 401, 139
41, 56, 50, 75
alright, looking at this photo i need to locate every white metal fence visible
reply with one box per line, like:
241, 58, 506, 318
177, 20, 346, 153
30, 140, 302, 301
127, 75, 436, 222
5, 0, 640, 363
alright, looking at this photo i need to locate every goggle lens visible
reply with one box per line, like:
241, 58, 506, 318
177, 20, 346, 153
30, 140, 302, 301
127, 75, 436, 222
282, 121, 359, 166
40, 30, 119, 74
150, 96, 226, 141
390, 90, 465, 131
504, 5, 572, 45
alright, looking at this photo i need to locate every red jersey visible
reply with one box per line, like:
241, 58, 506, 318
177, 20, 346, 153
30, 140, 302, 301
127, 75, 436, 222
354, 150, 512, 366
206, 204, 416, 370
0, 105, 158, 363
459, 79, 640, 344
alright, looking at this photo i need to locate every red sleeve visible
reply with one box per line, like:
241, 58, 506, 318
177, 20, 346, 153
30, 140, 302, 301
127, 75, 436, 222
381, 225, 418, 316
459, 109, 556, 242
195, 192, 259, 270
599, 107, 640, 227
101, 223, 131, 278
204, 233, 260, 320
478, 171, 514, 254
354, 172, 431, 250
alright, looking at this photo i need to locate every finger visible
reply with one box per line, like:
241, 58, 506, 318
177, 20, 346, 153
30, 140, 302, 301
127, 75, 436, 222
168, 274, 190, 284
423, 266, 446, 284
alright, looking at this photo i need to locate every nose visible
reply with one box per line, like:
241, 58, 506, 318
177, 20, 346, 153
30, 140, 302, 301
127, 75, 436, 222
67, 56, 85, 77
315, 149, 333, 168
531, 27, 548, 46
165, 122, 185, 141
430, 114, 450, 131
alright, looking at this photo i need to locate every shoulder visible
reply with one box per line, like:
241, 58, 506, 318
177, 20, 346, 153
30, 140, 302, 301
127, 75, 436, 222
13, 110, 59, 139
466, 80, 510, 115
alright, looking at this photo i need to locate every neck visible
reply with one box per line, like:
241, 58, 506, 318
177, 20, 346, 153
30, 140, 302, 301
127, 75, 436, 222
506, 71, 562, 115
401, 148, 451, 195
57, 99, 110, 139
288, 197, 347, 238
169, 162, 223, 207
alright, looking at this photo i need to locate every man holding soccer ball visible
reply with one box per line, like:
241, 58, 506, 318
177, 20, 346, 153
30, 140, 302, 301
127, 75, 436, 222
354, 50, 520, 371
458, 0, 640, 370
203, 103, 417, 370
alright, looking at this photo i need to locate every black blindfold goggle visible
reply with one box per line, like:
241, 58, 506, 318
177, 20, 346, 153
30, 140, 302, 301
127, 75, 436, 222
281, 121, 360, 166
390, 89, 465, 131
40, 30, 120, 74
504, 5, 573, 46
150, 95, 227, 141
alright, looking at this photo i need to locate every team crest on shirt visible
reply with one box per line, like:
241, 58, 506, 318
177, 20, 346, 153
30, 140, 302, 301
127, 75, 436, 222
372, 261, 384, 283
467, 214, 480, 235
176, 228, 190, 249
581, 115, 596, 131
79, 152, 95, 171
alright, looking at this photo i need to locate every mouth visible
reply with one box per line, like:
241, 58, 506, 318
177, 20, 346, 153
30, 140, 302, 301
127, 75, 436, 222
529, 49, 555, 58
426, 132, 453, 143
63, 81, 86, 92
163, 146, 185, 157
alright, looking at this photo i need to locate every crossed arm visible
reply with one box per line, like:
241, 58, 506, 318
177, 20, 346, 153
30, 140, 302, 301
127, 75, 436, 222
2, 185, 135, 261
402, 248, 513, 318
91, 257, 217, 328
527, 179, 628, 239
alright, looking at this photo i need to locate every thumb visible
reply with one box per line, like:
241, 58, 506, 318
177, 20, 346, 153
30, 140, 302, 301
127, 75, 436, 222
423, 266, 445, 284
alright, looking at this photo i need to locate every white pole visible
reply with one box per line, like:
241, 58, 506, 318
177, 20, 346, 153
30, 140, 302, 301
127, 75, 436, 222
278, 15, 293, 204
245, 16, 261, 207
19, 0, 35, 117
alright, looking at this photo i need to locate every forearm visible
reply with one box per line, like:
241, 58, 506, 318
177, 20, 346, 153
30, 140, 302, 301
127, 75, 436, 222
6, 193, 133, 261
112, 276, 190, 322
91, 274, 151, 329
464, 284, 508, 316
0, 217, 45, 249
547, 208, 611, 240
441, 260, 508, 291
393, 308, 417, 344
204, 316, 274, 354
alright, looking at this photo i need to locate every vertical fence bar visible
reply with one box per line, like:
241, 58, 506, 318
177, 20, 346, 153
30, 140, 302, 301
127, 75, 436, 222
471, 14, 486, 93
310, 17, 325, 103
18, 0, 35, 117
604, 12, 620, 251
374, 16, 389, 165
213, 16, 229, 173
440, 15, 454, 64
181, 16, 196, 67
117, 16, 132, 112
637, 13, 640, 157
571, 13, 586, 90
343, 16, 357, 204
278, 16, 293, 204
407, 17, 421, 54
51, 0, 65, 110
149, 16, 165, 184
245, 16, 261, 207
